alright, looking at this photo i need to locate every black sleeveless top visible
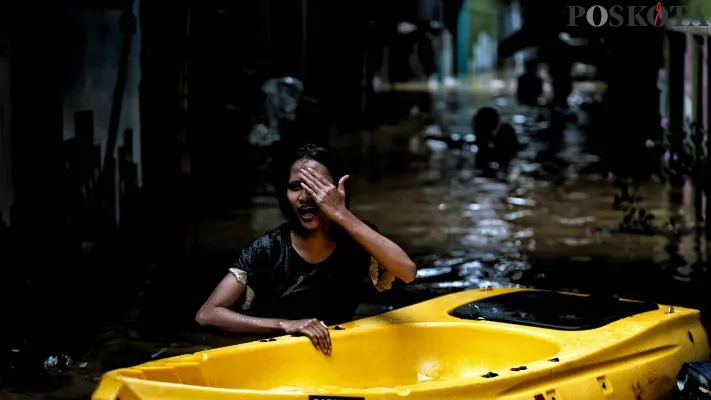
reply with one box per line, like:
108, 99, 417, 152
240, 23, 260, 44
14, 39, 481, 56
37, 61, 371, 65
229, 221, 392, 325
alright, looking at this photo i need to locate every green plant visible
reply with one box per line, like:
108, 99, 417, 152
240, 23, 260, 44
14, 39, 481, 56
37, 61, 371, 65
611, 119, 707, 235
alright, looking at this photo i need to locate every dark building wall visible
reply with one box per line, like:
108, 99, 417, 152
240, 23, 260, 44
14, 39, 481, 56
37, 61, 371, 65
63, 5, 142, 167
4, 6, 68, 356
0, 2, 143, 355
0, 31, 12, 227
302, 0, 368, 127
9, 13, 64, 231
62, 3, 142, 226
0, 2, 141, 230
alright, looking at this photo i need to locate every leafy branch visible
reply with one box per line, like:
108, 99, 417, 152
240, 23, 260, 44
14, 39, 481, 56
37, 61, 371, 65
609, 119, 707, 235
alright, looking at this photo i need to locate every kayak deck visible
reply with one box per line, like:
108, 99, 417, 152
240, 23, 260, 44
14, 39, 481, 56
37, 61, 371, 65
92, 288, 709, 400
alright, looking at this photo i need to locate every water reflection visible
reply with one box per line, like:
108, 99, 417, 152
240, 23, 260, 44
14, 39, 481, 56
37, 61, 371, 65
351, 81, 708, 319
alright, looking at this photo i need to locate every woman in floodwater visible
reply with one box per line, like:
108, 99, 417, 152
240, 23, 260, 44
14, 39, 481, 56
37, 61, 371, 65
196, 143, 417, 354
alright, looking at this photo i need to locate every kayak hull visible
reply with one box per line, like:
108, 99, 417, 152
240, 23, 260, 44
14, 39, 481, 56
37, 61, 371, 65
92, 288, 709, 400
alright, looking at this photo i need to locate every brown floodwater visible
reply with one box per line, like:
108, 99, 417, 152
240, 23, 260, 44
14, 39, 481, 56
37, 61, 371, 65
3, 80, 709, 400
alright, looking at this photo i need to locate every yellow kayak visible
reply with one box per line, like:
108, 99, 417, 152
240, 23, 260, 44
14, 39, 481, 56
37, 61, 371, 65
92, 288, 709, 400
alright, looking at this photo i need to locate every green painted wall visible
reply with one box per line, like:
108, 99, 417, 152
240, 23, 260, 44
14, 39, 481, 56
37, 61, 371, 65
694, 0, 711, 18
467, 0, 498, 41
680, 0, 711, 18
465, 0, 499, 70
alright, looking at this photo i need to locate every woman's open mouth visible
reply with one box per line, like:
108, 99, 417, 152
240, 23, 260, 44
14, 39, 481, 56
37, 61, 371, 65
298, 206, 319, 222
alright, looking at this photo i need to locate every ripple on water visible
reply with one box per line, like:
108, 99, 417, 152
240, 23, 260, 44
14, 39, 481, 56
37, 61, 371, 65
432, 281, 470, 289
564, 192, 589, 200
467, 203, 485, 211
472, 227, 509, 239
507, 197, 536, 206
514, 229, 534, 239
556, 216, 595, 225
561, 238, 594, 246
416, 267, 454, 279
462, 234, 492, 246
433, 257, 467, 267
505, 210, 531, 220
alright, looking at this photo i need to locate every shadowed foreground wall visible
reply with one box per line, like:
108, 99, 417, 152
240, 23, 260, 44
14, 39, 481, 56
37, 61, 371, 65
0, 30, 12, 227
0, 3, 143, 363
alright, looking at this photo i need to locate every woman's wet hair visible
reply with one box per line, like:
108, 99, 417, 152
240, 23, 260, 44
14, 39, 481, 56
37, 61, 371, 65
275, 143, 351, 223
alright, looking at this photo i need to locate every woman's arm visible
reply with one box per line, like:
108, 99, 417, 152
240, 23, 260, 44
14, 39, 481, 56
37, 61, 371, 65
196, 274, 333, 354
196, 234, 286, 333
299, 167, 417, 283
195, 274, 284, 333
334, 212, 417, 283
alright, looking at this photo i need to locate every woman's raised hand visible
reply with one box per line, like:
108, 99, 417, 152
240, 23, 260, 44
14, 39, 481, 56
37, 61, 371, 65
299, 167, 349, 222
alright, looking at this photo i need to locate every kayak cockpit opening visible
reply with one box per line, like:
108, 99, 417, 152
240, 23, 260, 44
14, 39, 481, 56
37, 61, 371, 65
450, 290, 659, 330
